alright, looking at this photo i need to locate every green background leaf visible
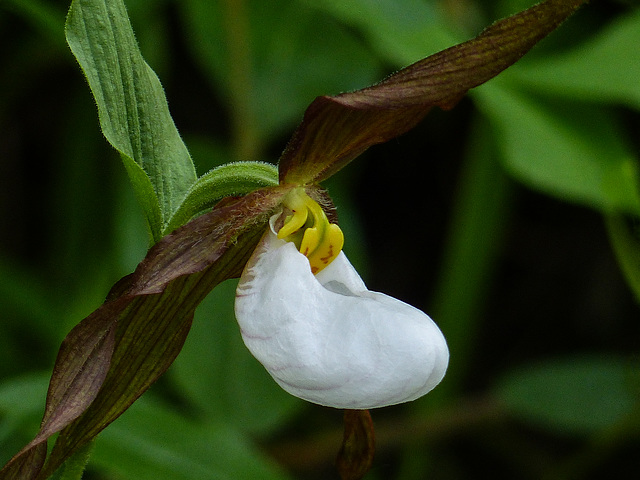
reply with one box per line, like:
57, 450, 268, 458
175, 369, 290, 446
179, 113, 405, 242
475, 81, 640, 213
302, 0, 457, 65
91, 397, 292, 480
179, 0, 382, 153
495, 355, 640, 435
505, 9, 640, 108
170, 280, 302, 435
607, 215, 640, 302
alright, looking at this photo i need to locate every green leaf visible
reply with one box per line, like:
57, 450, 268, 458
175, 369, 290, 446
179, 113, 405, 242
0, 188, 287, 480
496, 355, 640, 435
3, 0, 66, 47
0, 374, 49, 425
0, 374, 49, 466
304, 0, 458, 66
278, 0, 588, 184
91, 397, 292, 480
65, 0, 197, 241
0, 258, 63, 343
506, 9, 640, 109
179, 0, 382, 143
606, 215, 640, 302
475, 82, 640, 213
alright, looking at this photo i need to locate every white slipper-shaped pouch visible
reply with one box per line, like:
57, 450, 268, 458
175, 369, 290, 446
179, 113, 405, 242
234, 194, 448, 409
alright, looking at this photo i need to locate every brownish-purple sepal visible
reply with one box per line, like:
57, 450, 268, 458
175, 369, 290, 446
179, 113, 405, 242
336, 410, 376, 480
0, 187, 288, 480
278, 0, 588, 185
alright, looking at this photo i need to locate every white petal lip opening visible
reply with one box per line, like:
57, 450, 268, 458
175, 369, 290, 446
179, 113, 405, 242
234, 218, 449, 409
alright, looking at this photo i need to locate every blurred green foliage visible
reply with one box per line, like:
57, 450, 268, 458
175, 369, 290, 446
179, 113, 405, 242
1, 0, 639, 479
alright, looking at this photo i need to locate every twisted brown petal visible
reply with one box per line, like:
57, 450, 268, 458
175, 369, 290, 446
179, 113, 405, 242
0, 188, 288, 480
279, 0, 588, 185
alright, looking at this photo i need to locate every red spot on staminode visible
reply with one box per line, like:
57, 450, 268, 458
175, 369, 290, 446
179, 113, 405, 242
319, 244, 334, 265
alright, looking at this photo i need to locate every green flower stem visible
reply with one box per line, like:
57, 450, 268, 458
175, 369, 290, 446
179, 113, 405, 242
163, 161, 278, 235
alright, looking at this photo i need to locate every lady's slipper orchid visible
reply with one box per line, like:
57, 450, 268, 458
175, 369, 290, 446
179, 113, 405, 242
235, 190, 449, 409
0, 2, 589, 478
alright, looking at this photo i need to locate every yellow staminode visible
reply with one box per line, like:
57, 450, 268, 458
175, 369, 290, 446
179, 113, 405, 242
278, 189, 344, 274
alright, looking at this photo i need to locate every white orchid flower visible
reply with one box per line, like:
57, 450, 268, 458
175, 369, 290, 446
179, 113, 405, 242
235, 189, 448, 409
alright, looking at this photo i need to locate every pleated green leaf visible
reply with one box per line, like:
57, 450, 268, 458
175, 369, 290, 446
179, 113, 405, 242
65, 0, 197, 241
